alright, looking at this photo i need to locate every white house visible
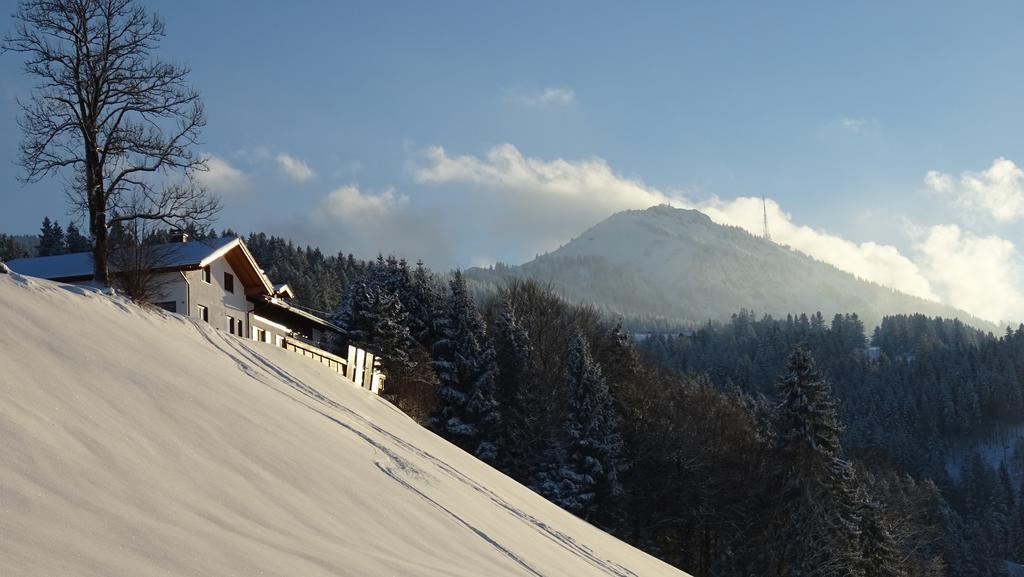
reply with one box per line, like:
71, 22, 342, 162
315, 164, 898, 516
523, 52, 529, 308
6, 235, 385, 393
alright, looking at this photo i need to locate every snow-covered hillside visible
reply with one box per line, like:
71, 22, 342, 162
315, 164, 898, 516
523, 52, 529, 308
467, 205, 994, 332
0, 271, 685, 577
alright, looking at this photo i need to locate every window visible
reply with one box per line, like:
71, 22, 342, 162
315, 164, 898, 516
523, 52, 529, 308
238, 319, 245, 337
224, 272, 234, 294
155, 301, 176, 313
227, 316, 236, 334
197, 305, 208, 323
202, 266, 211, 283
255, 327, 267, 343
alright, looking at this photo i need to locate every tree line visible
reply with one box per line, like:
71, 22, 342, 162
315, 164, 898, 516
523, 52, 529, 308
640, 310, 1024, 576
0, 217, 92, 261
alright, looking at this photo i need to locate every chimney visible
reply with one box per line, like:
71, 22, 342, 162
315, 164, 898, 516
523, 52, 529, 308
169, 228, 189, 243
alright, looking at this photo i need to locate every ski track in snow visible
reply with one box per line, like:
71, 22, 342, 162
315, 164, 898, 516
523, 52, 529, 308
374, 460, 547, 577
203, 327, 639, 577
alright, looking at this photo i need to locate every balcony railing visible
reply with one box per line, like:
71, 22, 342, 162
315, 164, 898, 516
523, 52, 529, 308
281, 337, 385, 394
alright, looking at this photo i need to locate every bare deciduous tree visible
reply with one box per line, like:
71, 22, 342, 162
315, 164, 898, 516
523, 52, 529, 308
3, 0, 219, 285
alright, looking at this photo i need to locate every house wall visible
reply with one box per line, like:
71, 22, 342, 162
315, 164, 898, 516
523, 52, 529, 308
120, 256, 253, 339
252, 314, 290, 348
181, 257, 253, 336
150, 272, 189, 314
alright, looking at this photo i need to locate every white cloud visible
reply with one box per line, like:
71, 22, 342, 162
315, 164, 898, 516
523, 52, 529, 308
413, 143, 938, 302
925, 157, 1024, 222
322, 184, 408, 220
302, 184, 448, 266
414, 144, 679, 254
276, 153, 316, 183
910, 224, 1024, 325
510, 87, 576, 107
688, 196, 940, 302
839, 117, 874, 134
415, 143, 670, 208
675, 198, 1024, 324
197, 154, 247, 193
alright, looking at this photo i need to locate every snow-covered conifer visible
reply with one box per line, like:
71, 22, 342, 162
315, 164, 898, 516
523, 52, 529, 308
64, 223, 91, 253
773, 346, 864, 577
858, 492, 907, 577
776, 345, 842, 461
333, 272, 414, 373
428, 271, 501, 463
492, 297, 533, 476
549, 334, 624, 526
37, 217, 66, 257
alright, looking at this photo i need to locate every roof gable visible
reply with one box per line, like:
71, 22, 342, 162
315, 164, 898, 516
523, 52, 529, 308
217, 240, 275, 296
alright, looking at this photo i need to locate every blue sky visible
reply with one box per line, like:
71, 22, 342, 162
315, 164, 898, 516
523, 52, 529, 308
2, 1, 1024, 322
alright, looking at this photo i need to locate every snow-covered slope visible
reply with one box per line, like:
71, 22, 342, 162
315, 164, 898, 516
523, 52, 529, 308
467, 205, 994, 331
0, 272, 685, 577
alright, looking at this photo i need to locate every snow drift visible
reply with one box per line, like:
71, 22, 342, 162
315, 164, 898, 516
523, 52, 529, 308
0, 272, 685, 577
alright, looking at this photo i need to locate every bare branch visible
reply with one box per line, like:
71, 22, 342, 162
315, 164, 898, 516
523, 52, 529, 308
107, 179, 220, 231
4, 0, 215, 285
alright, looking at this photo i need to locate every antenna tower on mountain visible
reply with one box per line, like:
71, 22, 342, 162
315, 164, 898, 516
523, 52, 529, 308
761, 194, 771, 241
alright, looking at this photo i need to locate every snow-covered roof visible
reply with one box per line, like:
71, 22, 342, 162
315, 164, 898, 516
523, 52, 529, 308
6, 251, 94, 280
7, 236, 243, 282
263, 295, 343, 332
273, 283, 295, 299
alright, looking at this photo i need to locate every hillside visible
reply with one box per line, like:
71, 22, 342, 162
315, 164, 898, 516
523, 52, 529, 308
0, 271, 684, 577
466, 205, 994, 332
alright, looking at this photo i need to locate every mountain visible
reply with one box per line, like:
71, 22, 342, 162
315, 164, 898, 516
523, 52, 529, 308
466, 205, 995, 332
0, 271, 684, 577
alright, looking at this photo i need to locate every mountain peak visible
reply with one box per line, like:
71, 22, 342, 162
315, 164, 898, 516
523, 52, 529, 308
467, 207, 993, 332
619, 204, 716, 227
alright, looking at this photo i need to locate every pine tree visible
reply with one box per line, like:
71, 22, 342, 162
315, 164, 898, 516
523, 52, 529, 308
428, 271, 501, 463
37, 217, 66, 256
405, 260, 437, 344
492, 296, 534, 477
64, 223, 91, 253
773, 345, 863, 577
543, 334, 624, 527
776, 345, 843, 460
858, 491, 906, 577
595, 323, 644, 427
333, 274, 414, 373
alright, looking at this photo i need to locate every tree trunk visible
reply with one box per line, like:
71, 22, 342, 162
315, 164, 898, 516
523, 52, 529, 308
93, 210, 108, 286
85, 148, 109, 285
